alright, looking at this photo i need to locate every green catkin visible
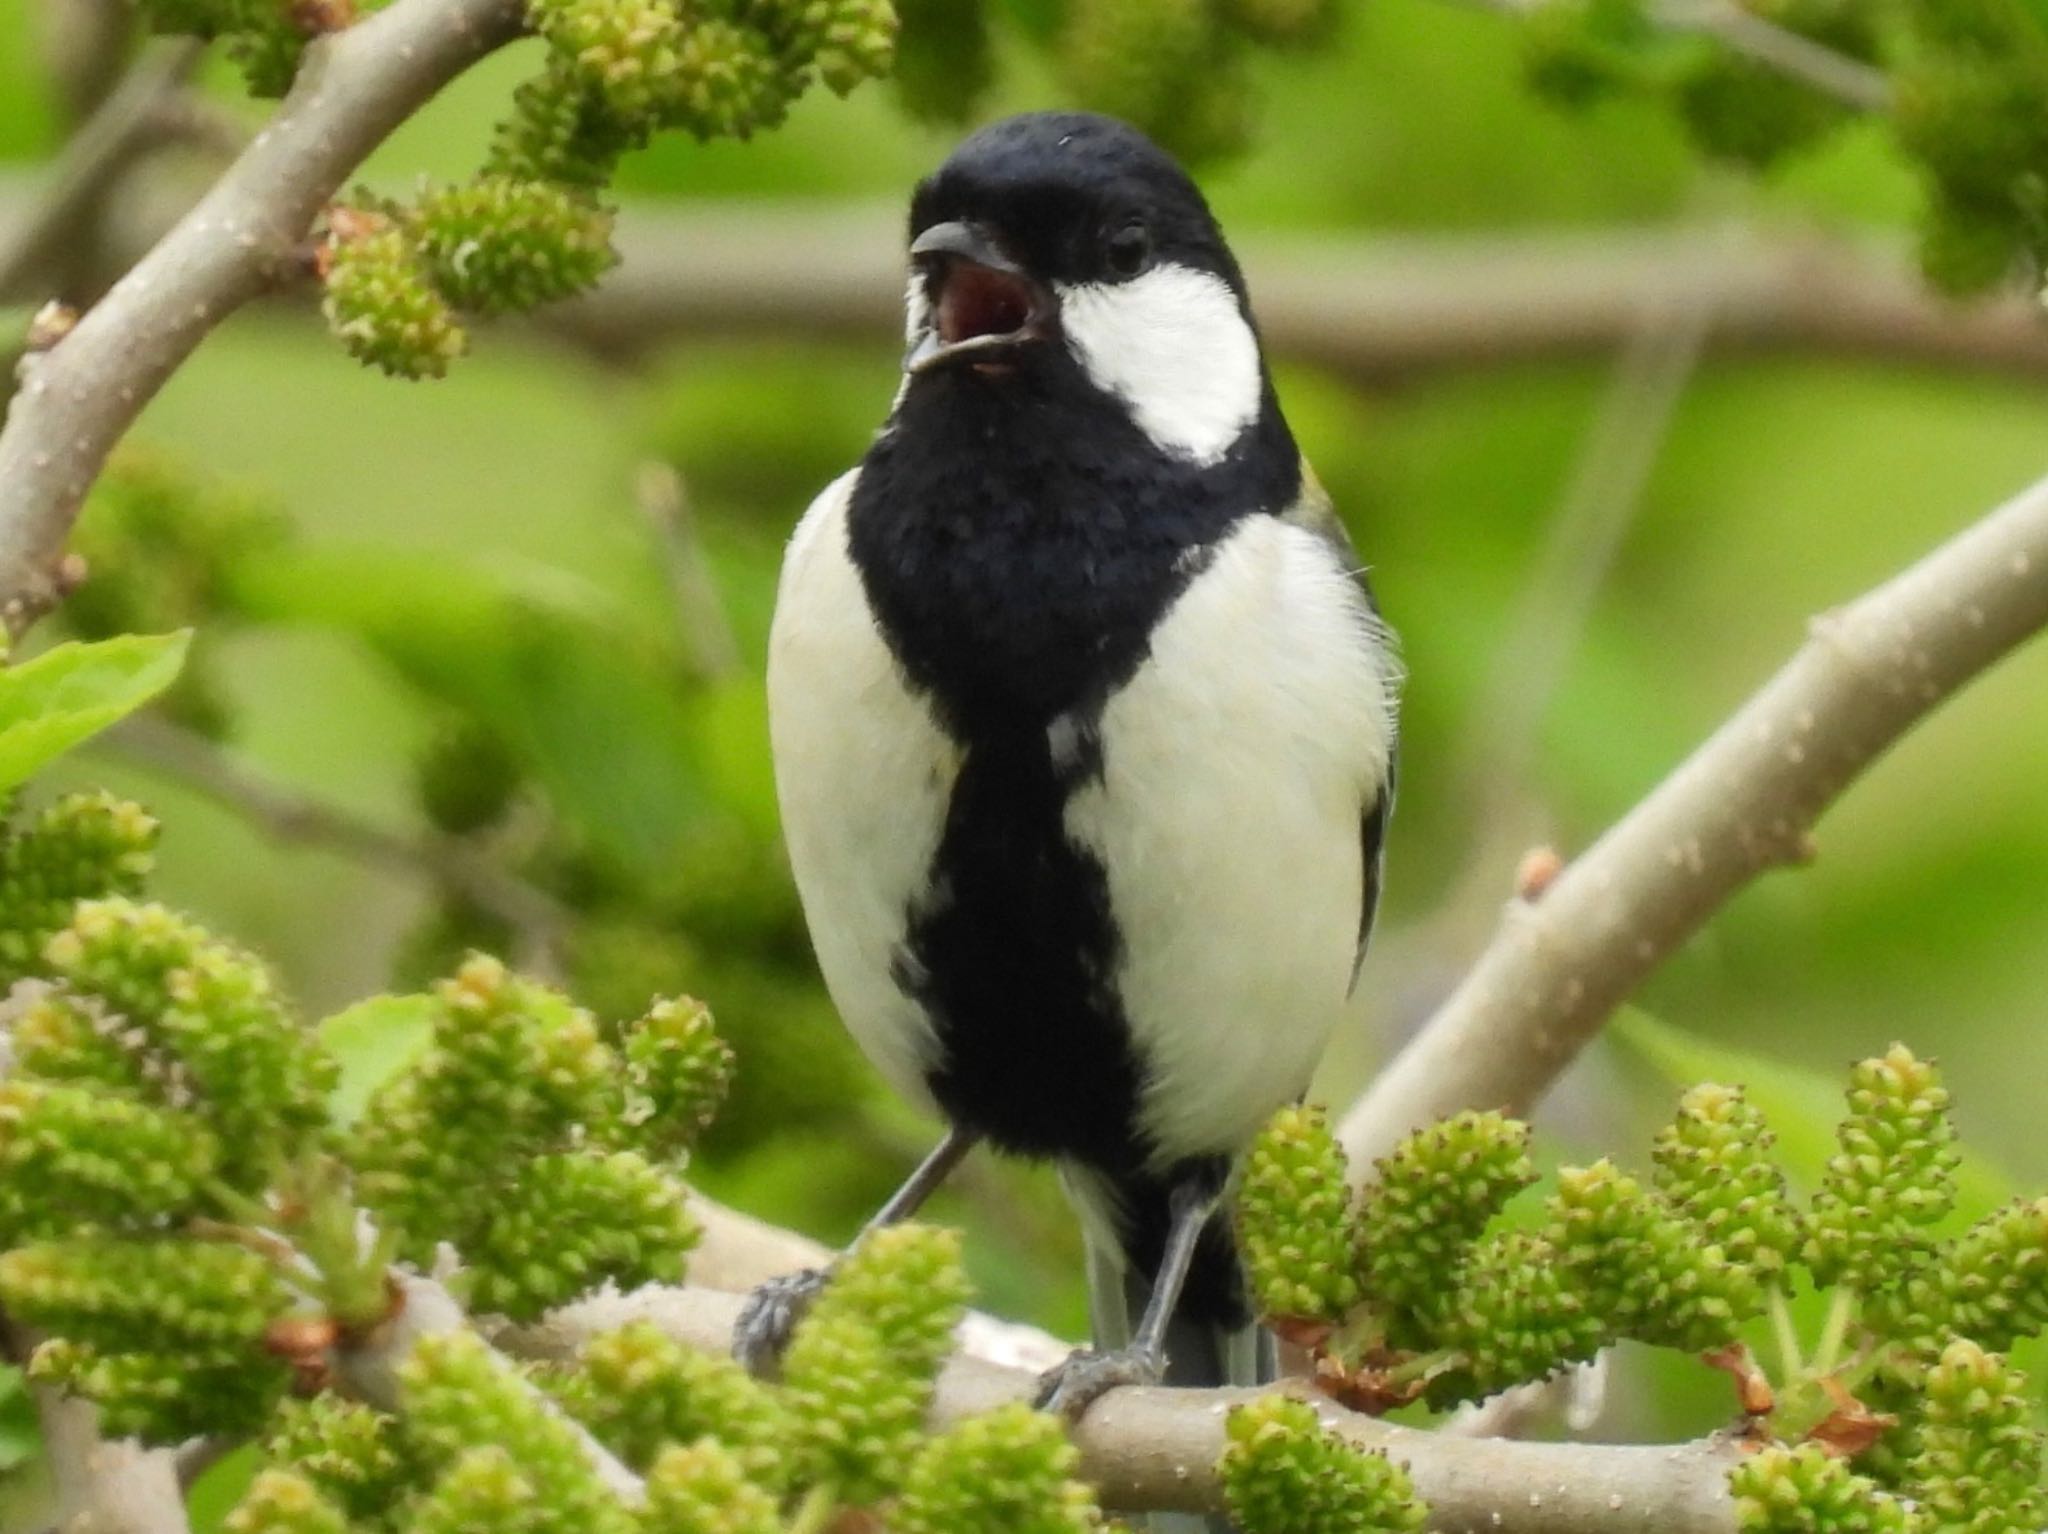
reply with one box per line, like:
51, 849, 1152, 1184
1237, 1104, 1360, 1325
408, 1445, 538, 1534
1547, 1159, 1759, 1351
415, 720, 524, 836
1218, 1395, 1427, 1534
1056, 0, 1223, 154
1652, 1082, 1801, 1280
659, 21, 804, 140
262, 1397, 417, 1523
1804, 1045, 1959, 1294
889, 0, 993, 122
0, 792, 159, 985
9, 988, 152, 1093
412, 177, 617, 316
1729, 1444, 1913, 1534
488, 60, 649, 187
640, 1440, 782, 1534
321, 225, 469, 380
0, 1078, 218, 1242
622, 996, 736, 1154
526, 0, 686, 120
401, 1332, 634, 1534
1905, 1340, 2043, 1533
464, 1148, 699, 1321
1423, 1230, 1607, 1406
894, 1403, 1105, 1534
224, 1470, 354, 1534
1354, 1110, 1536, 1314
549, 1321, 790, 1482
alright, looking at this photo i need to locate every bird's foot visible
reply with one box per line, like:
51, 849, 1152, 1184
1033, 1343, 1165, 1421
732, 1266, 831, 1377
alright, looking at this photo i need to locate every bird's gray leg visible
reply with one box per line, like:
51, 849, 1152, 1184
732, 1125, 979, 1375
1036, 1178, 1215, 1419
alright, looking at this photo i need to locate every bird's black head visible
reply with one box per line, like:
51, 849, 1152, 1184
900, 112, 1268, 468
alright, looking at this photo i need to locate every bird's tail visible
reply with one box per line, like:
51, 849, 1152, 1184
1075, 1174, 1273, 1534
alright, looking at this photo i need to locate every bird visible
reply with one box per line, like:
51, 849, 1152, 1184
741, 108, 1400, 1471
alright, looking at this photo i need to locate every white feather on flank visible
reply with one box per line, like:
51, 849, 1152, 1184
1057, 263, 1263, 468
766, 470, 957, 1114
1063, 514, 1399, 1165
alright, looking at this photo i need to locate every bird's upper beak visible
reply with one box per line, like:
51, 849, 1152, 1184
905, 221, 1055, 375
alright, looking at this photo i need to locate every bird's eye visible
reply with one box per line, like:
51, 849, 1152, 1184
1104, 223, 1153, 279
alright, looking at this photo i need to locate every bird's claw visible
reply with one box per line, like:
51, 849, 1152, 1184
1032, 1343, 1165, 1420
732, 1266, 831, 1377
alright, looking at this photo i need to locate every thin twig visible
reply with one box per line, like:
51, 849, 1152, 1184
0, 0, 526, 635
100, 713, 570, 969
1341, 465, 2048, 1171
1651, 0, 1894, 113
0, 40, 208, 304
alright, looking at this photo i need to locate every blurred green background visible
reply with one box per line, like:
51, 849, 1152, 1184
3, 0, 2046, 1459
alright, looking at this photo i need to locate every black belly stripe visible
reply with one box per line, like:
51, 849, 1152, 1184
846, 350, 1302, 1175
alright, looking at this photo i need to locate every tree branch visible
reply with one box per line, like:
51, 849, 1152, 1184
545, 208, 2048, 382
0, 0, 525, 635
1341, 465, 2048, 1169
0, 40, 208, 305
500, 1283, 1744, 1531
99, 714, 571, 971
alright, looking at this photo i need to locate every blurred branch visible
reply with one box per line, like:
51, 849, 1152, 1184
636, 462, 743, 680
3, 1321, 188, 1534
543, 206, 2048, 381
0, 0, 526, 637
36, 0, 139, 123
1341, 463, 2048, 1171
0, 40, 208, 305
1453, 0, 1893, 111
501, 1282, 1744, 1531
100, 713, 571, 969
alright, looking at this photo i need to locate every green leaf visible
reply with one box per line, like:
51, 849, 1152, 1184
318, 993, 437, 1129
1611, 1010, 2014, 1222
0, 632, 190, 790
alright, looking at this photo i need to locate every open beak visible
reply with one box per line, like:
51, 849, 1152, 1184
905, 221, 1054, 375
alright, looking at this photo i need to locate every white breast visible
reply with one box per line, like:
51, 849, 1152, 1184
1063, 514, 1398, 1166
766, 470, 955, 1113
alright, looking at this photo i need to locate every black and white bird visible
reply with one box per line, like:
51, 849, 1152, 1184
743, 110, 1400, 1453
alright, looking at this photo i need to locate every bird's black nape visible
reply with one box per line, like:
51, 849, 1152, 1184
908, 111, 1249, 300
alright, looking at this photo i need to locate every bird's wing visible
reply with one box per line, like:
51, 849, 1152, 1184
1282, 461, 1399, 991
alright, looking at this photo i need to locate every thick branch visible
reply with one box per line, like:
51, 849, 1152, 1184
502, 1284, 1743, 1532
0, 0, 524, 633
549, 208, 2048, 381
1342, 468, 2048, 1168
31, 1387, 192, 1534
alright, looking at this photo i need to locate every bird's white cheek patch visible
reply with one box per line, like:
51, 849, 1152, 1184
1057, 264, 1262, 467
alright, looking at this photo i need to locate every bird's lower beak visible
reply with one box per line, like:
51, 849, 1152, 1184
905, 221, 1054, 375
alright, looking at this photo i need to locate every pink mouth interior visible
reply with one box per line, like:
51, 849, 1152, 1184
937, 265, 1035, 345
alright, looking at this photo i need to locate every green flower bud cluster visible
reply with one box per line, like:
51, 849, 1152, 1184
0, 1076, 218, 1242
780, 1224, 970, 1504
1904, 1340, 2042, 1532
1238, 1104, 1361, 1325
888, 0, 994, 124
264, 1396, 421, 1522
1218, 1395, 1426, 1534
642, 1441, 783, 1534
404, 1331, 636, 1534
1729, 1444, 1913, 1534
226, 1470, 355, 1534
0, 792, 158, 985
894, 1402, 1105, 1534
1055, 0, 1252, 162
351, 954, 724, 1319
44, 897, 336, 1187
1653, 1082, 1802, 1280
133, 0, 323, 97
1803, 1044, 1958, 1293
1548, 1157, 1763, 1352
1355, 1109, 1536, 1316
321, 181, 618, 379
549, 1320, 791, 1480
1423, 1228, 1605, 1404
321, 222, 468, 381
0, 1236, 293, 1440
